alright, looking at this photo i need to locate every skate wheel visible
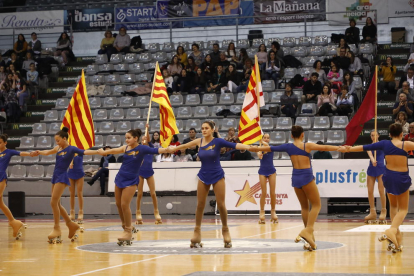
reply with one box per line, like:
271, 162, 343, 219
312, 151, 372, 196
23, 224, 28, 229
294, 236, 302, 243
135, 221, 139, 225
80, 228, 84, 233
16, 237, 20, 240
224, 242, 232, 248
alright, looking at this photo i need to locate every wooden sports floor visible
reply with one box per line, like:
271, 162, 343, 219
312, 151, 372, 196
1, 215, 414, 276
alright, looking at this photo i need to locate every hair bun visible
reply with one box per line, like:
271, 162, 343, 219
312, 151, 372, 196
61, 127, 69, 133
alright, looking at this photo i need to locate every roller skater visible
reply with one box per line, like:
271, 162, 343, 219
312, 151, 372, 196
136, 130, 162, 225
32, 127, 98, 243
251, 126, 340, 251
340, 124, 412, 253
97, 128, 169, 246
173, 121, 251, 248
0, 134, 33, 240
257, 133, 277, 224
365, 130, 387, 224
68, 154, 85, 228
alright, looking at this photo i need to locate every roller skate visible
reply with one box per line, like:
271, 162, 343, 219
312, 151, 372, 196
9, 220, 26, 240
154, 209, 162, 224
69, 209, 76, 222
378, 208, 387, 224
77, 210, 85, 233
222, 226, 232, 248
364, 208, 377, 224
67, 221, 80, 242
258, 210, 265, 224
270, 209, 278, 224
396, 229, 403, 252
295, 228, 316, 251
48, 226, 62, 244
378, 228, 401, 253
117, 226, 133, 246
135, 210, 143, 225
190, 226, 203, 248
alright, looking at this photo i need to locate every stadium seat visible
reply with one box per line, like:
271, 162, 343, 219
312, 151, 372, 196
32, 123, 47, 134
105, 135, 122, 147
145, 62, 157, 71
349, 44, 358, 54
126, 108, 141, 119
185, 119, 201, 130
331, 116, 349, 129
149, 120, 160, 131
133, 121, 146, 130
136, 96, 150, 107
89, 97, 102, 109
94, 135, 104, 147
331, 151, 340, 159
20, 136, 35, 148
143, 108, 158, 119
27, 164, 44, 178
147, 43, 160, 53
221, 40, 234, 50
124, 53, 138, 63
177, 41, 190, 51
194, 106, 209, 118
95, 54, 108, 65
299, 67, 312, 78
269, 131, 286, 144
353, 77, 363, 90
300, 103, 316, 116
10, 156, 21, 164
282, 47, 292, 56
280, 152, 290, 160
36, 136, 52, 147
66, 87, 76, 97
113, 85, 126, 95
261, 117, 274, 130
10, 165, 27, 178
99, 63, 114, 74
206, 40, 219, 50
170, 94, 184, 106
310, 46, 326, 56
313, 116, 330, 130
229, 105, 242, 115
295, 117, 312, 130
270, 92, 283, 103
185, 94, 200, 105
109, 109, 125, 120
139, 52, 153, 63
284, 68, 297, 79
301, 56, 318, 67
252, 38, 265, 48
202, 93, 217, 105
262, 80, 275, 92
298, 36, 312, 46
93, 109, 108, 120
236, 93, 245, 104
103, 97, 117, 108
247, 48, 256, 59
115, 121, 131, 132
114, 63, 128, 72
98, 122, 115, 133
292, 46, 307, 58
267, 38, 282, 48
23, 156, 39, 163
236, 39, 249, 49
283, 37, 296, 47
110, 53, 124, 64
91, 75, 105, 86
162, 42, 175, 52
219, 93, 235, 104
136, 72, 152, 82
210, 105, 225, 117
221, 118, 237, 131
359, 43, 374, 55
313, 35, 328, 46
275, 117, 292, 130
45, 165, 55, 178
326, 45, 337, 56
86, 64, 98, 75
119, 96, 134, 107
327, 130, 345, 144
40, 154, 55, 163
48, 123, 61, 134
193, 41, 205, 50
177, 106, 193, 118
59, 110, 67, 121
104, 74, 120, 85
129, 63, 145, 74
308, 130, 325, 143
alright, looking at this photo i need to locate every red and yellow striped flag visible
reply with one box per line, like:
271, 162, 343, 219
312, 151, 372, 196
151, 63, 179, 148
238, 56, 265, 144
61, 70, 95, 149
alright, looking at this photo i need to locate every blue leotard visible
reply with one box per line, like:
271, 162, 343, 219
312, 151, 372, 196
0, 149, 21, 183
52, 146, 85, 186
115, 145, 159, 188
138, 143, 155, 178
270, 143, 314, 188
198, 138, 236, 185
363, 140, 412, 195
258, 151, 276, 176
367, 149, 385, 177
67, 154, 85, 180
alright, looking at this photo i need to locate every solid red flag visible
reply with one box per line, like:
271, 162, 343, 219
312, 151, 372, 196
345, 72, 376, 145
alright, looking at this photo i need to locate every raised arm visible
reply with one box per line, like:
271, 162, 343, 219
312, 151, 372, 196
173, 139, 201, 152
306, 143, 339, 152
98, 145, 127, 156
235, 143, 251, 151
19, 151, 33, 157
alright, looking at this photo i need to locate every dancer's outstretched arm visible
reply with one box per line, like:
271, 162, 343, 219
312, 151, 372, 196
305, 143, 339, 152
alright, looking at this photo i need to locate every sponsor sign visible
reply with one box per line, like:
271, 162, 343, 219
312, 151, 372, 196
0, 10, 64, 35
65, 8, 114, 32
388, 1, 414, 18
382, 44, 412, 50
115, 6, 175, 30
47, 87, 67, 93
253, 0, 326, 24
327, 0, 388, 25
378, 54, 409, 60
65, 66, 86, 72
57, 77, 78, 82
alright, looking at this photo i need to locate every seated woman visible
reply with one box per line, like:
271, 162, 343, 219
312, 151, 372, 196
0, 82, 20, 123
191, 68, 207, 94
265, 51, 281, 88
310, 60, 327, 84
336, 85, 353, 116
185, 57, 197, 79
13, 34, 28, 59
201, 54, 215, 78
233, 48, 249, 70
98, 30, 115, 61
347, 51, 362, 78
6, 53, 21, 72
379, 56, 397, 94
162, 69, 174, 95
174, 69, 192, 93
168, 55, 183, 83
317, 84, 336, 116
280, 83, 298, 118
54, 32, 72, 65
176, 46, 188, 67
237, 59, 253, 93
221, 64, 241, 93
395, 111, 409, 136
257, 44, 267, 72
327, 63, 343, 94
174, 149, 193, 162
336, 38, 350, 56
21, 52, 35, 77
361, 17, 377, 43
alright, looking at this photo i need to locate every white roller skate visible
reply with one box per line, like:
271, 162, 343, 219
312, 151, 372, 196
222, 226, 232, 248
117, 226, 133, 246
9, 220, 26, 240
258, 210, 265, 224
48, 226, 62, 244
154, 209, 162, 224
190, 226, 203, 248
364, 208, 377, 224
295, 228, 316, 251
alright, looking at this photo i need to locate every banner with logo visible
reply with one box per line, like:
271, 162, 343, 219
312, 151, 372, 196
65, 8, 114, 32
0, 10, 64, 35
115, 6, 181, 30
388, 1, 414, 18
326, 0, 388, 25
253, 0, 326, 24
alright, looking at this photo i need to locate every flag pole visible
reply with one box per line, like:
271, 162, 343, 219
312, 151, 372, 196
145, 61, 158, 137
255, 55, 262, 152
374, 65, 378, 160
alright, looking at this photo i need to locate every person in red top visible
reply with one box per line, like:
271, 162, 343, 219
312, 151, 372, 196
404, 122, 414, 157
170, 134, 181, 155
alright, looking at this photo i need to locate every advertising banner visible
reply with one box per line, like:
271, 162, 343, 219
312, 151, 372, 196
253, 0, 326, 24
0, 10, 64, 35
65, 8, 114, 32
326, 0, 388, 25
115, 6, 180, 30
388, 1, 414, 18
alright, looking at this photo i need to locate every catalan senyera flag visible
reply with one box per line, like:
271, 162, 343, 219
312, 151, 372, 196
238, 56, 265, 144
151, 62, 179, 148
61, 70, 95, 149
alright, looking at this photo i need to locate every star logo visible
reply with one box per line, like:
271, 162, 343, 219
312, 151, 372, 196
234, 180, 262, 207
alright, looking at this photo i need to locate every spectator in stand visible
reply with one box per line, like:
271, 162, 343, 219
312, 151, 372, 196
224, 127, 238, 152
201, 54, 215, 78
257, 44, 268, 71
225, 42, 237, 62
395, 111, 409, 136
6, 53, 21, 72
345, 19, 360, 45
0, 82, 19, 123
334, 47, 351, 72
170, 134, 181, 155
265, 51, 281, 88
317, 84, 336, 116
343, 72, 355, 96
221, 64, 240, 93
174, 148, 193, 162
403, 51, 414, 72
174, 69, 192, 93
185, 56, 197, 79
404, 122, 414, 157
0, 56, 5, 68
336, 38, 350, 56
379, 56, 397, 94
162, 69, 173, 95
183, 128, 199, 160
234, 48, 249, 69
176, 46, 188, 66
191, 68, 207, 94
189, 43, 204, 67
310, 60, 327, 84
27, 32, 41, 57
207, 64, 227, 93
210, 43, 220, 65
112, 27, 130, 55
269, 41, 284, 63
168, 55, 183, 83
87, 146, 116, 195
336, 85, 353, 116
327, 64, 343, 94
313, 141, 333, 159
151, 131, 161, 148
54, 32, 72, 65
3, 73, 13, 89
0, 66, 6, 82
393, 93, 413, 120
302, 72, 322, 103
13, 72, 28, 109
396, 81, 414, 102
237, 59, 253, 93
232, 139, 253, 160
22, 52, 35, 77
347, 51, 362, 77
13, 34, 27, 59
399, 67, 414, 89
361, 17, 377, 43
26, 63, 39, 88
156, 153, 174, 162
98, 30, 115, 61
7, 64, 16, 75
218, 52, 230, 71
281, 82, 298, 118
